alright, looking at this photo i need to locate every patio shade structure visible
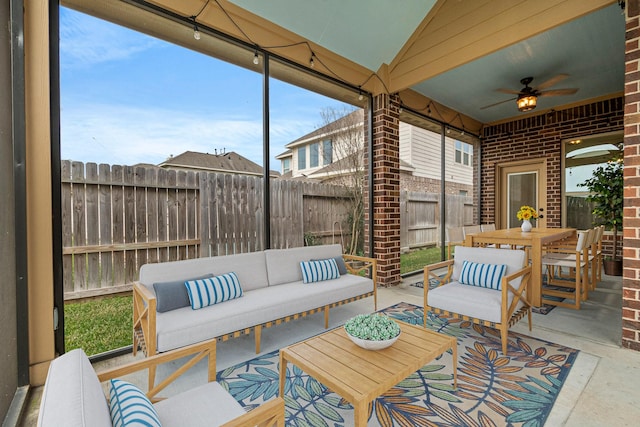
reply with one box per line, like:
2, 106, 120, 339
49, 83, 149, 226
2, 0, 640, 424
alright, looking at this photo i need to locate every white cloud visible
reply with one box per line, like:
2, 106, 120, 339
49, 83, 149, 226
60, 8, 158, 68
61, 103, 316, 167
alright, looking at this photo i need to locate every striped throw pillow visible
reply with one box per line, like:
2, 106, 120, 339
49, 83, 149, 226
109, 379, 161, 427
300, 258, 340, 283
185, 272, 243, 310
459, 260, 507, 290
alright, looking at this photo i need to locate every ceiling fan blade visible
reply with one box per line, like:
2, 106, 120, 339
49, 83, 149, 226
480, 97, 517, 110
496, 88, 521, 95
536, 73, 569, 90
538, 88, 579, 97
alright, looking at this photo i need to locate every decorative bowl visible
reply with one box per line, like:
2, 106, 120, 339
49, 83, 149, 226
345, 330, 400, 350
344, 314, 401, 351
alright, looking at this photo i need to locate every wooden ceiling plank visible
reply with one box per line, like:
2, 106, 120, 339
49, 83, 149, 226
389, 0, 615, 93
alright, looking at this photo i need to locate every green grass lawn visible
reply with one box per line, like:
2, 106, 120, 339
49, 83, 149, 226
400, 246, 443, 275
65, 247, 444, 355
64, 295, 132, 356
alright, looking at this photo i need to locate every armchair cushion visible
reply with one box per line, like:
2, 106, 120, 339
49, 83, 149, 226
460, 260, 507, 290
153, 381, 246, 427
37, 348, 112, 427
186, 273, 243, 309
108, 379, 161, 427
300, 258, 340, 283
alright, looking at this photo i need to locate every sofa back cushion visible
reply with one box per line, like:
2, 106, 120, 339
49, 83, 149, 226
140, 251, 268, 293
37, 349, 112, 427
265, 244, 343, 286
453, 246, 526, 287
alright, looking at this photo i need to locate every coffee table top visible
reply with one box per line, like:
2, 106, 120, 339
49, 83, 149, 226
279, 322, 456, 403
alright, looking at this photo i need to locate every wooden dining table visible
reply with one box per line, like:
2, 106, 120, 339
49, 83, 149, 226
464, 227, 576, 307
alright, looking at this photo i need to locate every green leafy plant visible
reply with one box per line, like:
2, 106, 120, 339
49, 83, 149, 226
344, 314, 400, 340
578, 160, 623, 260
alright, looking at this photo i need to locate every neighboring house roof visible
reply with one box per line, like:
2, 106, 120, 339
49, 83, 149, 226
275, 149, 292, 159
285, 109, 364, 149
158, 150, 280, 177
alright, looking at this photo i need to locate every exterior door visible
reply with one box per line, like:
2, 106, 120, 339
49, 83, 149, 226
496, 159, 547, 229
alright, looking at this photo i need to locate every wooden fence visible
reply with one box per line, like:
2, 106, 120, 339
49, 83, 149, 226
61, 161, 473, 299
61, 161, 352, 299
400, 192, 474, 249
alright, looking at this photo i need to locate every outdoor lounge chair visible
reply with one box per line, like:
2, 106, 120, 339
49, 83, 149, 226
37, 339, 285, 427
424, 246, 532, 354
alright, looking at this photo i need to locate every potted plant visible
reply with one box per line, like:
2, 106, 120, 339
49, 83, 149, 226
578, 160, 623, 276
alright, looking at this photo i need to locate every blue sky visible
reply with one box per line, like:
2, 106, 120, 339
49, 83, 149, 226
59, 7, 347, 169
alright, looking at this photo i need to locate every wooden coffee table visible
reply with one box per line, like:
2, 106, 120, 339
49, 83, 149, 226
278, 322, 457, 426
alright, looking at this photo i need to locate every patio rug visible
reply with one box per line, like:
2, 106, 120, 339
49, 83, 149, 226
216, 302, 579, 427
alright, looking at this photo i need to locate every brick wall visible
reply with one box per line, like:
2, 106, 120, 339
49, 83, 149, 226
371, 93, 401, 286
481, 98, 624, 230
624, 0, 640, 351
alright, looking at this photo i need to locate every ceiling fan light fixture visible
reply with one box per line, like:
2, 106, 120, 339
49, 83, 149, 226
517, 94, 537, 112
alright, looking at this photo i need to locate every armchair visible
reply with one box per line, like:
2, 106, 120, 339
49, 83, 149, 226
423, 246, 532, 354
37, 339, 284, 427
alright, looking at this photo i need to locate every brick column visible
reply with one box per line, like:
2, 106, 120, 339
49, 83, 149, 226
623, 0, 640, 351
371, 93, 401, 286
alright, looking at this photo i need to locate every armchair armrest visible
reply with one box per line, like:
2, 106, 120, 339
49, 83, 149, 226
501, 265, 533, 318
97, 339, 217, 402
221, 397, 285, 427
133, 282, 157, 356
343, 254, 377, 310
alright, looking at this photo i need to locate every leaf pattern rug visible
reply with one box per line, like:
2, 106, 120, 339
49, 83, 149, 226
216, 302, 578, 427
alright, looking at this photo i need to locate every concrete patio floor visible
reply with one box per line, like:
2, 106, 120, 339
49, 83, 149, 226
20, 272, 639, 426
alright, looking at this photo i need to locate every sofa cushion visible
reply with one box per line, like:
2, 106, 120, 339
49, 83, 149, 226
459, 260, 506, 290
265, 244, 343, 286
154, 273, 373, 352
139, 251, 268, 293
37, 349, 112, 427
300, 259, 340, 283
109, 379, 162, 427
312, 256, 348, 275
154, 382, 245, 427
185, 273, 243, 310
154, 274, 214, 313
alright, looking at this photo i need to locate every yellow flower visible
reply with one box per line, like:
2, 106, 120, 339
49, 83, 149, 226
516, 205, 538, 221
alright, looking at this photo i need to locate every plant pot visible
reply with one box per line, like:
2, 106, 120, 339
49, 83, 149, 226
603, 259, 622, 276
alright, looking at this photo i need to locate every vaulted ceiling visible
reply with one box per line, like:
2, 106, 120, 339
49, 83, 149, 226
69, 0, 624, 133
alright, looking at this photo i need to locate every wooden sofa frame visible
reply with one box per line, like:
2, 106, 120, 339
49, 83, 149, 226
423, 258, 532, 355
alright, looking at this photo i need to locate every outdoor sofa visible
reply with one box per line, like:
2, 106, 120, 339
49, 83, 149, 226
133, 243, 377, 387
37, 339, 284, 427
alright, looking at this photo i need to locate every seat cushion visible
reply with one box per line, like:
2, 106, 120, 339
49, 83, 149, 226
37, 349, 112, 427
428, 282, 523, 324
155, 273, 373, 352
154, 381, 245, 427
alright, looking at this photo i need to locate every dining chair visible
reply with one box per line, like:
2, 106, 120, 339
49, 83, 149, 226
446, 226, 465, 259
541, 229, 592, 309
480, 223, 496, 232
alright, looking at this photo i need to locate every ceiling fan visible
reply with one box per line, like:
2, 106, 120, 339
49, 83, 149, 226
481, 74, 579, 112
